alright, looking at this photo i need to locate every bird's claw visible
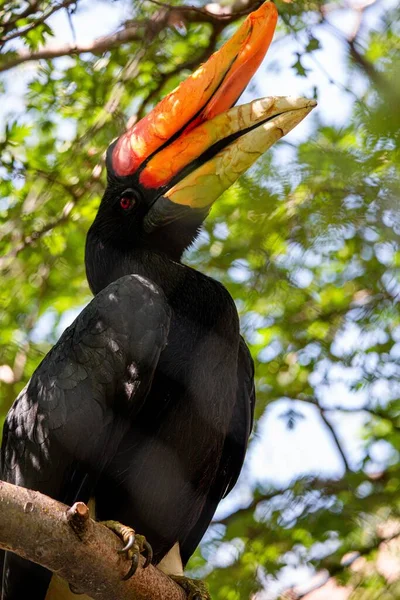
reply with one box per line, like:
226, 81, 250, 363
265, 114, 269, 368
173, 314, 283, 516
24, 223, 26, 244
170, 575, 211, 600
118, 530, 135, 554
102, 520, 153, 580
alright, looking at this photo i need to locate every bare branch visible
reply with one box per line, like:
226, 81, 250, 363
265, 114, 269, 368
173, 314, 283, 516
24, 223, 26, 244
0, 480, 186, 600
0, 23, 145, 73
318, 409, 350, 472
145, 0, 263, 23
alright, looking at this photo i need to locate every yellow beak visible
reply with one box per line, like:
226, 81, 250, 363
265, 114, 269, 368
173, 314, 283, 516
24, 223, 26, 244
149, 97, 316, 208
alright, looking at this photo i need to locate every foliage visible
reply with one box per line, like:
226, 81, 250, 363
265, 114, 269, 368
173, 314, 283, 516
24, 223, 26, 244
0, 1, 399, 598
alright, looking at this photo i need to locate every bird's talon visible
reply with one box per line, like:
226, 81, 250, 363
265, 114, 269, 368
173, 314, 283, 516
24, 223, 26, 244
101, 520, 152, 580
122, 551, 139, 580
118, 533, 136, 554
143, 539, 153, 568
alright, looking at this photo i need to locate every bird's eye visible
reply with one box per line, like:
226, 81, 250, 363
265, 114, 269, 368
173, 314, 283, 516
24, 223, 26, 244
119, 189, 136, 211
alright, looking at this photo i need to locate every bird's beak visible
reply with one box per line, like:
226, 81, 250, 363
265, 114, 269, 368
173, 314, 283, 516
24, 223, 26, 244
110, 1, 317, 229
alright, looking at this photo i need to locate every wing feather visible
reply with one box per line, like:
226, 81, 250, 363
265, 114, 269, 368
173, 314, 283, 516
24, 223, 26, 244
180, 336, 255, 565
1, 273, 170, 501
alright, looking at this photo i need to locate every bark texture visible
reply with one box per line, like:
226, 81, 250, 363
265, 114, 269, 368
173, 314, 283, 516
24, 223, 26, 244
0, 480, 186, 600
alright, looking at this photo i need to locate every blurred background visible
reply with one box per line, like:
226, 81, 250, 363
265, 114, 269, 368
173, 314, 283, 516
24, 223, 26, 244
0, 0, 399, 598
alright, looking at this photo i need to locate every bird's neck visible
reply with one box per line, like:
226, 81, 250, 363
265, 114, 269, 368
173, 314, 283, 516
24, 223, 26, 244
85, 232, 187, 297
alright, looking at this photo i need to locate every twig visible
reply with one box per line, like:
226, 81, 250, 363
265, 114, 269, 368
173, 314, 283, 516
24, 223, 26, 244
318, 409, 350, 471
320, 0, 390, 91
0, 0, 41, 35
66, 502, 91, 539
212, 475, 384, 528
286, 529, 400, 599
1, 0, 78, 44
0, 23, 145, 73
0, 480, 185, 600
146, 0, 263, 22
2, 202, 76, 260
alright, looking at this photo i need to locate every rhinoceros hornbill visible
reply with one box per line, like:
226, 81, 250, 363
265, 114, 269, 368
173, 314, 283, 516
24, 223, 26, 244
0, 3, 315, 599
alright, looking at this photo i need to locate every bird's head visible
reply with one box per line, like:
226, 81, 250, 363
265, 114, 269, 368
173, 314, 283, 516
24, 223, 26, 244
87, 1, 316, 289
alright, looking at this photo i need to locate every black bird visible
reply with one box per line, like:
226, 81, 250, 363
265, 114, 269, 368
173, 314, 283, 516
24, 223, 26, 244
0, 3, 315, 599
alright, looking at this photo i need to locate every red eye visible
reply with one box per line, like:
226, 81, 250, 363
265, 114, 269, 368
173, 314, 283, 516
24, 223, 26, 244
120, 196, 132, 210
119, 188, 136, 211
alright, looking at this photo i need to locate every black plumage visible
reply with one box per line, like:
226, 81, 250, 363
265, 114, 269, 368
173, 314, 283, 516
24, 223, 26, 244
0, 177, 255, 599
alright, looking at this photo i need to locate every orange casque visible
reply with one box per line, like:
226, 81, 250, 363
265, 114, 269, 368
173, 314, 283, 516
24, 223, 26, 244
111, 2, 278, 183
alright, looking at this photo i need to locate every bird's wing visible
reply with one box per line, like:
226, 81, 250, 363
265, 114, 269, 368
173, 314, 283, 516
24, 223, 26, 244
180, 336, 255, 565
0, 274, 170, 599
1, 273, 170, 501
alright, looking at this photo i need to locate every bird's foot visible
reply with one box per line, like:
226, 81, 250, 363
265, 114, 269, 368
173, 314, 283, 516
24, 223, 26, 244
101, 520, 153, 580
170, 575, 211, 600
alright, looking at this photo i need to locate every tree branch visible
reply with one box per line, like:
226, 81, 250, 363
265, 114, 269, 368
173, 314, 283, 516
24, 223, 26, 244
145, 0, 263, 23
0, 24, 145, 73
321, 0, 392, 92
0, 480, 186, 600
318, 408, 350, 472
285, 528, 400, 600
0, 0, 78, 44
213, 477, 352, 528
0, 0, 42, 36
